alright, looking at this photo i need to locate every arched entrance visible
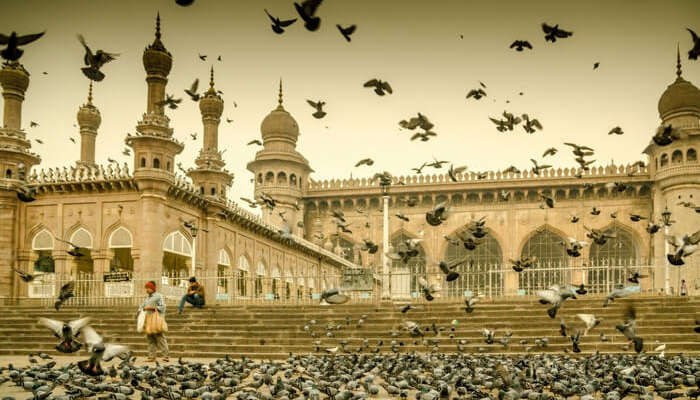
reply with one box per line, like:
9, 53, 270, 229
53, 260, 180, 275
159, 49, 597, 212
271, 265, 281, 299
390, 232, 426, 299
237, 255, 250, 297
520, 228, 568, 292
70, 228, 93, 275
29, 229, 55, 298
109, 227, 134, 274
588, 226, 639, 292
445, 231, 503, 297
162, 231, 192, 286
217, 249, 231, 299
255, 261, 266, 298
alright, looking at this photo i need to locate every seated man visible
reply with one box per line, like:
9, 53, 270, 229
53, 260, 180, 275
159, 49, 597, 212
178, 277, 205, 314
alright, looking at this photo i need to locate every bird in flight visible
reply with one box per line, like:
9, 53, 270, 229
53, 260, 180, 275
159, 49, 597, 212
687, 28, 700, 60
306, 100, 326, 119
295, 0, 323, 32
0, 30, 45, 61
542, 23, 573, 42
363, 79, 392, 96
337, 24, 356, 42
77, 34, 119, 82
264, 9, 297, 34
510, 40, 532, 51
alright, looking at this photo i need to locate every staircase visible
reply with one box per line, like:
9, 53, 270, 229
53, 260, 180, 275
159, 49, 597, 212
0, 295, 697, 360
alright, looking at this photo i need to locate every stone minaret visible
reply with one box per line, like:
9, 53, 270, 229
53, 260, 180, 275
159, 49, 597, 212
645, 46, 700, 294
187, 67, 233, 198
246, 80, 313, 233
0, 61, 41, 298
126, 13, 184, 182
76, 82, 100, 168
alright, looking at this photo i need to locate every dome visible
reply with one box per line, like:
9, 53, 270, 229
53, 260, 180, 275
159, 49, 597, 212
0, 62, 29, 93
77, 103, 101, 130
199, 67, 223, 117
658, 77, 700, 119
657, 48, 700, 119
260, 106, 299, 142
142, 14, 172, 77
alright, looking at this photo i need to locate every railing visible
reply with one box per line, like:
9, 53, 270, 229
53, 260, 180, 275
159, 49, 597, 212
5, 260, 677, 308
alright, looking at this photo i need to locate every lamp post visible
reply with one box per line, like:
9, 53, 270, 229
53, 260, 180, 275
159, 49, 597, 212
660, 206, 673, 295
381, 183, 391, 300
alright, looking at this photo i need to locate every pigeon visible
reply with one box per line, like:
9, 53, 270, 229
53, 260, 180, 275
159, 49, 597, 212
539, 193, 554, 208
530, 159, 551, 175
542, 147, 557, 157
565, 238, 588, 257
666, 230, 700, 265
78, 326, 129, 376
584, 225, 616, 245
466, 88, 486, 100
34, 139, 43, 144
537, 284, 576, 318
360, 239, 378, 254
687, 28, 700, 60
522, 114, 543, 133
247, 139, 263, 146
198, 53, 207, 61
363, 79, 392, 96
542, 23, 573, 42
395, 213, 409, 222
560, 318, 568, 337
54, 281, 75, 310
464, 296, 479, 313
417, 277, 439, 301
509, 256, 536, 272
355, 158, 374, 167
184, 79, 200, 101
590, 207, 601, 215
593, 62, 600, 69
77, 34, 119, 82
264, 9, 297, 34
294, 0, 323, 32
0, 31, 45, 61
646, 221, 661, 234
652, 124, 680, 146
410, 131, 437, 141
320, 288, 349, 305
12, 267, 45, 282
481, 328, 495, 344
510, 40, 532, 51
38, 317, 90, 353
190, 132, 198, 140
54, 237, 85, 257
627, 271, 648, 284
176, 0, 195, 5
399, 113, 433, 131
608, 126, 624, 135
157, 94, 182, 110
575, 283, 588, 295
603, 286, 632, 307
616, 306, 644, 353
629, 213, 646, 222
336, 24, 356, 42
306, 100, 326, 119
577, 313, 602, 335
122, 148, 130, 156
570, 330, 582, 353
447, 164, 467, 182
426, 200, 450, 226
437, 258, 464, 282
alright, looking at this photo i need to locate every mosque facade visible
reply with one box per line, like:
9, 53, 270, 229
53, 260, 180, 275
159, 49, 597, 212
0, 16, 698, 304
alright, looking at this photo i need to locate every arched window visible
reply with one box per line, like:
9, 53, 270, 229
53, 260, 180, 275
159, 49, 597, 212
290, 174, 297, 186
445, 230, 503, 297
217, 249, 231, 296
660, 153, 668, 167
70, 227, 93, 249
520, 228, 568, 292
32, 229, 54, 273
297, 276, 305, 300
277, 172, 287, 184
687, 148, 697, 162
210, 187, 216, 196
167, 161, 171, 171
163, 231, 192, 256
153, 158, 160, 169
265, 172, 274, 183
237, 255, 250, 296
391, 232, 426, 298
68, 228, 93, 275
285, 272, 293, 299
588, 226, 638, 292
162, 231, 191, 278
5, 169, 11, 179
257, 173, 263, 184
200, 186, 204, 195
140, 158, 146, 168
255, 261, 266, 298
672, 150, 683, 164
109, 227, 133, 273
271, 266, 281, 298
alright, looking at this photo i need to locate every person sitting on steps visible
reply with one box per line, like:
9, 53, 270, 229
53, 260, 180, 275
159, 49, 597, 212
178, 276, 205, 314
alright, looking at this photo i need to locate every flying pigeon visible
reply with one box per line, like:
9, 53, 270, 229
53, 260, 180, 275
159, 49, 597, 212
0, 30, 45, 61
542, 23, 573, 42
264, 9, 297, 34
38, 316, 91, 353
77, 34, 119, 82
363, 79, 392, 96
294, 0, 323, 32
78, 326, 129, 376
336, 24, 356, 42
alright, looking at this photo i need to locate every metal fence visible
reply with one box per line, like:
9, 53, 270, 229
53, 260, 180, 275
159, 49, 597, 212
5, 259, 674, 308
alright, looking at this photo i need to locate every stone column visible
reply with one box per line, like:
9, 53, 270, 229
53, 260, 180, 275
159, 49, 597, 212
0, 62, 29, 130
0, 193, 17, 301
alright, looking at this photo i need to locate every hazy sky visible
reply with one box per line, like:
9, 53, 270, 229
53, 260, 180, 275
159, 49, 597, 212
1, 0, 699, 213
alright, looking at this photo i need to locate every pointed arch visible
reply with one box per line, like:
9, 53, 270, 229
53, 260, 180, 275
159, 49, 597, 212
444, 227, 504, 297
237, 254, 251, 272
163, 231, 192, 256
108, 226, 133, 248
32, 228, 54, 250
69, 227, 93, 249
256, 260, 267, 276
517, 224, 568, 262
588, 222, 640, 265
390, 230, 426, 298
218, 248, 231, 266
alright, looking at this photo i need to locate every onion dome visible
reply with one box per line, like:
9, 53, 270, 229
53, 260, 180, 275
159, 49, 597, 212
76, 82, 101, 130
260, 80, 299, 145
658, 45, 700, 119
142, 13, 172, 77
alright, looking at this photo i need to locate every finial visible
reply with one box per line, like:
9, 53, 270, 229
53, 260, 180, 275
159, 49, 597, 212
156, 12, 161, 40
87, 81, 93, 105
676, 42, 682, 78
277, 78, 283, 108
209, 65, 215, 89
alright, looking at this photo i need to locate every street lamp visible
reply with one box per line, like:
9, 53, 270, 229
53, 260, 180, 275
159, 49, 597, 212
379, 177, 391, 300
660, 206, 673, 295
183, 220, 208, 277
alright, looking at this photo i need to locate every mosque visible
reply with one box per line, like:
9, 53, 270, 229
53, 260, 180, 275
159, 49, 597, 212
0, 16, 698, 304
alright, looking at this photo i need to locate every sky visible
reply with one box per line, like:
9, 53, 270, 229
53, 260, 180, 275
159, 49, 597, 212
1, 0, 699, 214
